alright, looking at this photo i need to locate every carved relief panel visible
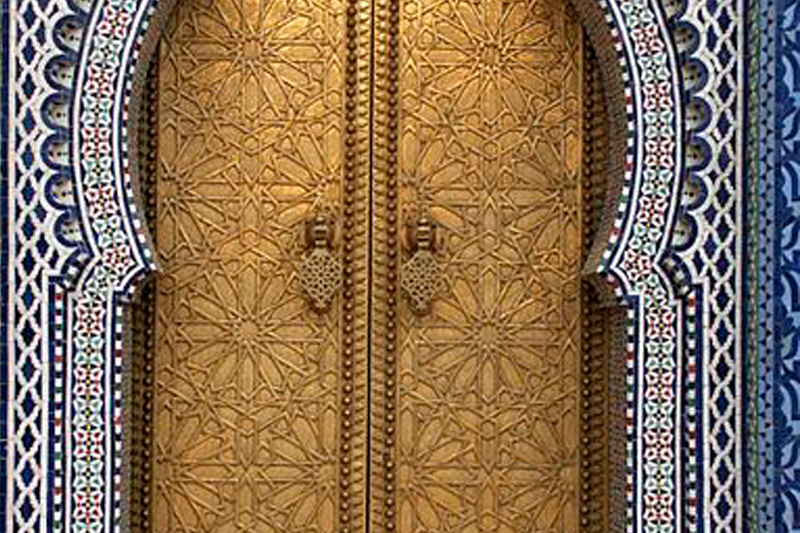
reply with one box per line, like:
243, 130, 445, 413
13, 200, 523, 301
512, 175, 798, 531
152, 1, 369, 530
377, 1, 583, 531
140, 0, 591, 531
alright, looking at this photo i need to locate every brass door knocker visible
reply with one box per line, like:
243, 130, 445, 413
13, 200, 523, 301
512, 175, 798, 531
299, 210, 343, 311
401, 211, 445, 315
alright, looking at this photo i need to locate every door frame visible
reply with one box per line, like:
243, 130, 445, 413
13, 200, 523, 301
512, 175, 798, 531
19, 0, 690, 532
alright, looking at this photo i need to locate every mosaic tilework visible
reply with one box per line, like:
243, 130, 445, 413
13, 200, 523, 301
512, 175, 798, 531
0, 0, 762, 533
744, 0, 765, 528
748, 0, 800, 530
1, 2, 8, 529
0, 0, 153, 532
684, 288, 701, 530
64, 2, 156, 531
3, 1, 85, 532
773, 0, 800, 529
669, 0, 747, 529
748, 0, 776, 528
598, 0, 685, 530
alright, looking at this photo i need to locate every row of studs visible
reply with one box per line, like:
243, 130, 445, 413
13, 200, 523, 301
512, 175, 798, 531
580, 39, 612, 533
379, 0, 401, 528
130, 56, 159, 533
339, 0, 362, 529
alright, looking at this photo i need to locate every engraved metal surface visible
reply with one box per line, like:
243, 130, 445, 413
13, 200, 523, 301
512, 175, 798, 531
149, 0, 586, 531
388, 0, 584, 530
151, 1, 363, 531
401, 250, 443, 315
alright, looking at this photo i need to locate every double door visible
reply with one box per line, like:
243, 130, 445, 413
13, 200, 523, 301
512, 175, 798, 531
150, 0, 583, 531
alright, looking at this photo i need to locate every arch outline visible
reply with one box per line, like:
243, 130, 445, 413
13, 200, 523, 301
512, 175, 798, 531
56, 0, 688, 532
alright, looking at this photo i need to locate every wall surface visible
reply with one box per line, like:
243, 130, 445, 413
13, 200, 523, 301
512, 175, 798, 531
750, 0, 800, 531
0, 0, 769, 531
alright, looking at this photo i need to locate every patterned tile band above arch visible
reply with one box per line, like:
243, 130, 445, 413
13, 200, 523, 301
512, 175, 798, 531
74, 0, 154, 282
597, 0, 683, 279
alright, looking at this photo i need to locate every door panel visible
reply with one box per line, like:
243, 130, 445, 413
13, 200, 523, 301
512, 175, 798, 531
151, 0, 582, 531
152, 2, 369, 531
379, 0, 583, 531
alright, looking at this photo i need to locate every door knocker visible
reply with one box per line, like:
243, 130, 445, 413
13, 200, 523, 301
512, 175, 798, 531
401, 211, 445, 315
299, 210, 343, 311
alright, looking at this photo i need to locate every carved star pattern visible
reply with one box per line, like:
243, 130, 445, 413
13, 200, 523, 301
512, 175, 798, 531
397, 0, 582, 529
153, 0, 344, 531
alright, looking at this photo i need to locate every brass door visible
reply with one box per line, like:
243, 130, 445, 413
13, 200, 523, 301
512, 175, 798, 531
149, 0, 582, 531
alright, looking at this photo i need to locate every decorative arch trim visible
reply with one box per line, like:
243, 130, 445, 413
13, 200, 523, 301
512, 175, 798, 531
7, 0, 688, 531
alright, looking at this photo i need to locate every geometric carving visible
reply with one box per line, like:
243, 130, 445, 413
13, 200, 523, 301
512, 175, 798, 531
400, 248, 444, 314
148, 0, 589, 531
389, 0, 584, 530
152, 0, 346, 530
401, 216, 444, 315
